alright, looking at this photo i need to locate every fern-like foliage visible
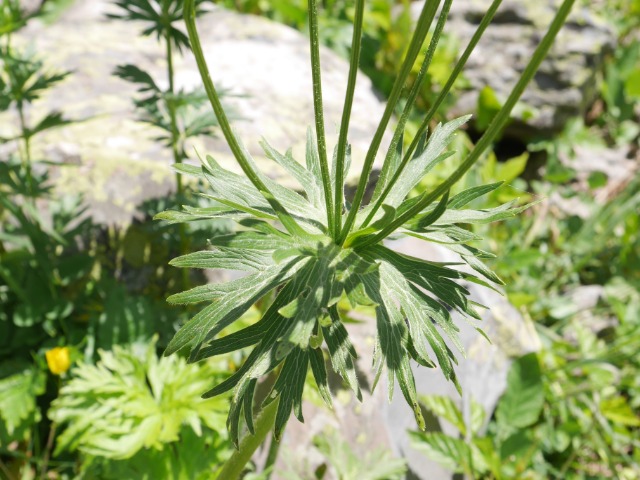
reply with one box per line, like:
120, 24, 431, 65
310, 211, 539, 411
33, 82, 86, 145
49, 338, 229, 459
157, 118, 529, 445
113, 64, 220, 151
0, 47, 69, 111
107, 0, 209, 52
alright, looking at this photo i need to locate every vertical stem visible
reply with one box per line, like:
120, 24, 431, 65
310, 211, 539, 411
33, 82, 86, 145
17, 103, 33, 197
184, 0, 306, 237
333, 0, 364, 237
356, 0, 576, 248
166, 31, 183, 192
337, 0, 440, 244
217, 399, 279, 480
307, 0, 335, 238
362, 0, 452, 228
263, 433, 281, 479
164, 21, 189, 287
403, 0, 504, 164
39, 423, 56, 480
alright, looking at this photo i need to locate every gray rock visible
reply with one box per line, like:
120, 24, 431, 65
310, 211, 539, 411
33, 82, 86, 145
5, 0, 390, 223
412, 0, 617, 138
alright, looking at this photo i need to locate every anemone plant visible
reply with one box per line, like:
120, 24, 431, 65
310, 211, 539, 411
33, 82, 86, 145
157, 0, 576, 476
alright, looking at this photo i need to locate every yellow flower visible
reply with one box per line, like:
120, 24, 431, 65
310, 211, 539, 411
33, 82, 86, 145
46, 347, 71, 375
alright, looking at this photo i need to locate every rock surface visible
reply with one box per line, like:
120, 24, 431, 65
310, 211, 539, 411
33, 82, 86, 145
412, 0, 617, 138
5, 0, 391, 223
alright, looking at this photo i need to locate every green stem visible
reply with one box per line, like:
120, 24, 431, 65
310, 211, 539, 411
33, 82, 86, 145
183, 0, 305, 237
307, 0, 335, 238
263, 433, 281, 479
166, 30, 183, 189
337, 0, 440, 244
363, 0, 503, 228
362, 0, 451, 228
356, 0, 576, 248
164, 24, 189, 288
403, 0, 504, 164
17, 102, 33, 197
217, 399, 279, 480
333, 0, 364, 237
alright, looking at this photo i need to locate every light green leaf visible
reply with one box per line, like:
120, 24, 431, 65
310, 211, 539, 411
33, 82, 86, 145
434, 200, 533, 225
164, 257, 304, 356
0, 366, 45, 437
495, 353, 543, 430
169, 248, 273, 271
410, 431, 488, 475
448, 182, 503, 209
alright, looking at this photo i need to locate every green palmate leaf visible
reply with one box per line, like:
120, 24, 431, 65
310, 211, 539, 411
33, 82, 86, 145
166, 0, 574, 456
108, 0, 209, 52
49, 338, 228, 460
261, 138, 323, 209
362, 115, 470, 226
165, 257, 305, 357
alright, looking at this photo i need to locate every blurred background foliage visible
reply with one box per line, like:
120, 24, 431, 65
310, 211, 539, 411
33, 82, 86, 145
0, 0, 638, 478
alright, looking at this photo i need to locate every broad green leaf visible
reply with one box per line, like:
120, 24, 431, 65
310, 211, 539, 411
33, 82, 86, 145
495, 353, 543, 430
409, 431, 488, 475
600, 396, 640, 427
0, 367, 45, 437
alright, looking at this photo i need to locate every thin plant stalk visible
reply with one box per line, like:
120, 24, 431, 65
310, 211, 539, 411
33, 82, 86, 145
355, 0, 576, 248
184, 0, 306, 237
360, 0, 503, 228
307, 0, 336, 238
164, 23, 189, 287
216, 399, 279, 480
404, 0, 504, 163
17, 102, 33, 196
337, 0, 441, 244
165, 32, 183, 194
333, 0, 364, 236
362, 0, 453, 228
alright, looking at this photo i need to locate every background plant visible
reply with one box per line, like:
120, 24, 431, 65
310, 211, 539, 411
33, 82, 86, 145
49, 337, 232, 479
154, 0, 577, 477
2, 0, 638, 477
